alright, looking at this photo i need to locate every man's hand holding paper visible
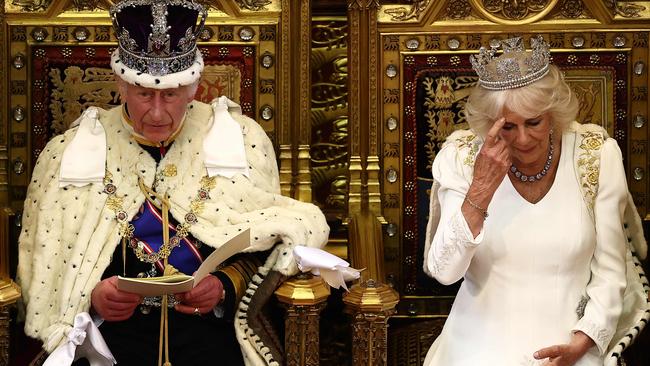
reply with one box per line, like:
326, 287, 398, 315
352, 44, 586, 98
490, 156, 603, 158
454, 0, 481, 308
174, 274, 224, 315
116, 229, 250, 297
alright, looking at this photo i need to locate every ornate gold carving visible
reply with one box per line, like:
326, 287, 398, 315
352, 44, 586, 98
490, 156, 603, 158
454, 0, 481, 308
470, 0, 558, 24
344, 280, 399, 366
591, 33, 606, 48
49, 66, 119, 135
348, 8, 360, 156
296, 145, 312, 202
311, 111, 348, 210
312, 21, 346, 50
383, 35, 399, 51
279, 145, 292, 197
483, 0, 550, 18
425, 35, 440, 50
388, 319, 446, 365
53, 26, 68, 41
259, 26, 275, 41
280, 0, 291, 144
275, 274, 329, 366
367, 156, 381, 212
260, 79, 275, 94
283, 303, 326, 366
633, 86, 648, 101
11, 81, 25, 95
10, 26, 25, 42
66, 0, 110, 11
382, 194, 398, 209
632, 140, 646, 155
10, 0, 51, 11
560, 0, 584, 18
299, 0, 311, 144
348, 156, 362, 215
614, 2, 646, 18
236, 0, 271, 11
0, 306, 10, 365
447, 0, 472, 19
384, 143, 398, 158
0, 0, 6, 202
383, 0, 430, 21
218, 25, 234, 41
633, 32, 648, 47
383, 89, 399, 104
368, 5, 379, 158
348, 0, 380, 11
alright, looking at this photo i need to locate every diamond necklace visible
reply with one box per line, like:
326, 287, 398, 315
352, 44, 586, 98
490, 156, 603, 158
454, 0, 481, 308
509, 135, 554, 183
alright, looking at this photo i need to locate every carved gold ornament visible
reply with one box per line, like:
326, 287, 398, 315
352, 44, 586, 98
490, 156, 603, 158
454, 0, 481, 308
236, 0, 271, 11
469, 0, 558, 24
10, 0, 52, 11
383, 0, 431, 21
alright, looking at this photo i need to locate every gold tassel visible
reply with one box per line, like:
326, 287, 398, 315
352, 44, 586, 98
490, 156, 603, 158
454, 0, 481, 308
137, 176, 174, 366
122, 237, 127, 277
161, 192, 172, 366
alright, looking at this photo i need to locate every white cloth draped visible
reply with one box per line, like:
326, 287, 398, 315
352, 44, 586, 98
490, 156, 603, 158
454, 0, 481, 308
59, 96, 250, 187
43, 312, 115, 366
294, 246, 360, 290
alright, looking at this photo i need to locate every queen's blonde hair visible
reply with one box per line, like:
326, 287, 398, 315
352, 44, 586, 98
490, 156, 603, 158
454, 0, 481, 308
464, 65, 578, 138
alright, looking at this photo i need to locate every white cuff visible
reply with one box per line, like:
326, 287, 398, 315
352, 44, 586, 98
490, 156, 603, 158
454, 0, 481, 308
573, 318, 612, 355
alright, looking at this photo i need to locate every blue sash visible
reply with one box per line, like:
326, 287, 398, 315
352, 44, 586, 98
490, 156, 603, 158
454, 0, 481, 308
131, 200, 203, 275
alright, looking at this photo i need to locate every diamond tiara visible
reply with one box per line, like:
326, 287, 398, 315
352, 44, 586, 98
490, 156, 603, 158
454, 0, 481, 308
470, 35, 551, 91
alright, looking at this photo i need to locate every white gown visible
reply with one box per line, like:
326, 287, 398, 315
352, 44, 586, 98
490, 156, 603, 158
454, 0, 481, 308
424, 132, 627, 366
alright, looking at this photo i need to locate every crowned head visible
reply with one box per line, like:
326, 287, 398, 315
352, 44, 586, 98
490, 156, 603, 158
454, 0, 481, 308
470, 36, 551, 91
109, 0, 207, 89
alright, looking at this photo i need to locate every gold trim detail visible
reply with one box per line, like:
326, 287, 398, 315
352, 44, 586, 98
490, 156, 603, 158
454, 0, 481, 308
469, 0, 559, 24
454, 134, 479, 167
218, 265, 248, 303
274, 273, 330, 305
0, 305, 11, 365
614, 2, 646, 18
577, 130, 604, 217
343, 279, 399, 366
275, 273, 329, 365
383, 0, 430, 21
9, 0, 52, 12
235, 0, 271, 11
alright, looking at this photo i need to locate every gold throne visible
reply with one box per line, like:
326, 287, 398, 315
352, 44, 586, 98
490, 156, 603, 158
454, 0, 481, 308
0, 1, 331, 365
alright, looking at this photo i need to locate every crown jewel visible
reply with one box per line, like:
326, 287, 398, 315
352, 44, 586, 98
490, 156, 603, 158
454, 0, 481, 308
110, 0, 207, 77
470, 36, 551, 91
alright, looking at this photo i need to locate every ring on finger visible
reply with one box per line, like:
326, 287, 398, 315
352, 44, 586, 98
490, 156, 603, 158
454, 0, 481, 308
193, 307, 201, 316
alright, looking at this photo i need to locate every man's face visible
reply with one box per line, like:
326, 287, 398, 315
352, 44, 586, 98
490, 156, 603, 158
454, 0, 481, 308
120, 83, 194, 143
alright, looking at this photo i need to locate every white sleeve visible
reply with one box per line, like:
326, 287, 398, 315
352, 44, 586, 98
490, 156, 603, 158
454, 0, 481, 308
572, 138, 627, 354
425, 143, 484, 285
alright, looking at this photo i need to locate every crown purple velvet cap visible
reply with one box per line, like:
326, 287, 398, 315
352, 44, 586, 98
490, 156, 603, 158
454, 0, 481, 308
110, 0, 207, 89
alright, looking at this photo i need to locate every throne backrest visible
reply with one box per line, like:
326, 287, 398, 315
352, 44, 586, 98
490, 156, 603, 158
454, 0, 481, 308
370, 4, 650, 365
3, 3, 282, 214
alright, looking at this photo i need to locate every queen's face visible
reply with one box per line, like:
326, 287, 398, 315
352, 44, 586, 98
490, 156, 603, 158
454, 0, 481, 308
498, 108, 554, 171
121, 83, 194, 143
